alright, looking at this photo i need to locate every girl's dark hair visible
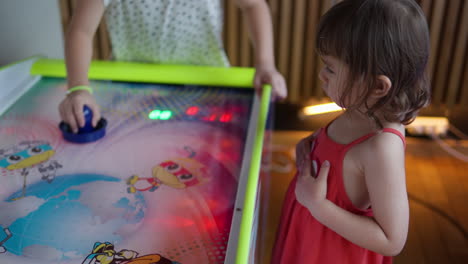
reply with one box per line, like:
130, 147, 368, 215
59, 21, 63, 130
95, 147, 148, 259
317, 0, 431, 125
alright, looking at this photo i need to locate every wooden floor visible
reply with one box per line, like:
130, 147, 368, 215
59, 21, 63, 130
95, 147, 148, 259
255, 131, 468, 264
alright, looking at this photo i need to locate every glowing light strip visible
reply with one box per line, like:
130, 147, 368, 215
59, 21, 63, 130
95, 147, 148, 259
303, 103, 342, 115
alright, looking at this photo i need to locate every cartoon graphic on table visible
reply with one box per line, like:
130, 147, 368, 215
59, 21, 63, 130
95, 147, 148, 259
126, 147, 208, 193
0, 140, 62, 200
81, 242, 179, 264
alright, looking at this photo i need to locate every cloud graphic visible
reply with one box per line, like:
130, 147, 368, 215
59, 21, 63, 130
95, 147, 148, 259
0, 196, 45, 226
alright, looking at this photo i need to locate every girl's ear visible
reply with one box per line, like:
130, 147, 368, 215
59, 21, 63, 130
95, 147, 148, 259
373, 75, 392, 98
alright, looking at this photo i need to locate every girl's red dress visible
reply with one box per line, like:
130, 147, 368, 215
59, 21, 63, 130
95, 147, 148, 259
271, 125, 405, 264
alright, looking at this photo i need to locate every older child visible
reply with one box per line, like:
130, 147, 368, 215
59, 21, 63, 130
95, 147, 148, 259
59, 0, 287, 132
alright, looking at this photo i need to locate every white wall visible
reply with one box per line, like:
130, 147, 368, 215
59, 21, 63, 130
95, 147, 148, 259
0, 0, 64, 66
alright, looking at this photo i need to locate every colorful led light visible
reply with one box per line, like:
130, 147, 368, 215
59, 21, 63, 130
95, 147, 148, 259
149, 109, 172, 120
186, 106, 199, 116
204, 114, 217, 122
219, 113, 233, 123
148, 110, 161, 119
159, 111, 172, 120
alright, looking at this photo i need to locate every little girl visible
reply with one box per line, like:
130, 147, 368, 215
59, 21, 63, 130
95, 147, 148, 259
272, 0, 430, 263
58, 0, 287, 133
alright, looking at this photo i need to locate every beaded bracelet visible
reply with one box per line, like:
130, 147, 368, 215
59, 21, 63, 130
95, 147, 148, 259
66, 85, 93, 95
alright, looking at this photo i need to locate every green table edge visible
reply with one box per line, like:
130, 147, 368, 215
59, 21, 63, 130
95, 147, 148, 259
30, 58, 256, 88
236, 85, 271, 264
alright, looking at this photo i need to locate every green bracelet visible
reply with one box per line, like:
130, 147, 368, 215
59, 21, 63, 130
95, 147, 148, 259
66, 85, 93, 95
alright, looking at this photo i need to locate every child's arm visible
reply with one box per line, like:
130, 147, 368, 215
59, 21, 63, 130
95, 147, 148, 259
235, 0, 287, 100
296, 133, 409, 256
58, 0, 105, 133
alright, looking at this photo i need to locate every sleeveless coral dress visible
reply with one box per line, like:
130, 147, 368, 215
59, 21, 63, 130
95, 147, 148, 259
271, 125, 405, 264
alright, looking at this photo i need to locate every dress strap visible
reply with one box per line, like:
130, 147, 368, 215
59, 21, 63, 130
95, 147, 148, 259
346, 132, 378, 147
346, 128, 406, 148
381, 128, 406, 148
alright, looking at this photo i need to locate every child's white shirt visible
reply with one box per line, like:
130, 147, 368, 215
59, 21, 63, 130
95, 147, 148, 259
103, 0, 229, 66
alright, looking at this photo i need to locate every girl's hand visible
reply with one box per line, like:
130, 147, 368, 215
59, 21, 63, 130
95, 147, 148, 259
295, 158, 331, 213
295, 131, 319, 174
58, 90, 101, 133
253, 65, 287, 100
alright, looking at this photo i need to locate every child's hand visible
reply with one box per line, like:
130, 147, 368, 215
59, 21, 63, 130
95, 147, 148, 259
295, 159, 331, 213
58, 90, 101, 133
253, 65, 287, 100
295, 131, 320, 174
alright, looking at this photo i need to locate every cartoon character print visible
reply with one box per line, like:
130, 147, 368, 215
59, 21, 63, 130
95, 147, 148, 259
81, 242, 179, 264
126, 157, 207, 193
37, 160, 62, 183
126, 147, 208, 194
0, 140, 62, 199
0, 227, 12, 254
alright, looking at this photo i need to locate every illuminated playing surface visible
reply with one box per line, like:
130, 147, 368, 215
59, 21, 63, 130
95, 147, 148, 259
0, 77, 254, 264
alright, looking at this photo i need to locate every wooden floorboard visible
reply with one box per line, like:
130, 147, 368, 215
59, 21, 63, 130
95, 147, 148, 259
256, 132, 468, 264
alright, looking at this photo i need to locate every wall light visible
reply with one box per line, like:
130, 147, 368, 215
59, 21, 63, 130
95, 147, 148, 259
302, 103, 343, 116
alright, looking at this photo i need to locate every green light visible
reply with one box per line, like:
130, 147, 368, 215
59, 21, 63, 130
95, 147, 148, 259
148, 110, 161, 120
148, 109, 172, 120
159, 110, 172, 120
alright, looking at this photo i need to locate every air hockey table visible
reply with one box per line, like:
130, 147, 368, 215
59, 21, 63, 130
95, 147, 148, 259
0, 58, 271, 264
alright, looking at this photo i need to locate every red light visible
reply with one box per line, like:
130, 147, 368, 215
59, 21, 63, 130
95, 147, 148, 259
202, 216, 217, 231
203, 114, 217, 122
219, 113, 233, 123
186, 106, 199, 116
